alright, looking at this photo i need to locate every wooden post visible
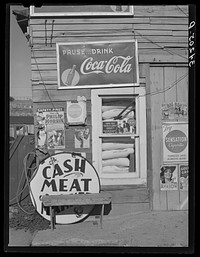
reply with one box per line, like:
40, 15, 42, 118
50, 206, 54, 230
100, 204, 104, 229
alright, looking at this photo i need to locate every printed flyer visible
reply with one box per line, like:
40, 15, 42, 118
179, 164, 188, 191
103, 118, 136, 134
36, 108, 65, 150
162, 123, 188, 163
74, 128, 90, 149
160, 165, 178, 191
162, 102, 188, 121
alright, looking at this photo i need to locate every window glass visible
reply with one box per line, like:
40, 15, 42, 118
102, 137, 136, 174
102, 97, 136, 134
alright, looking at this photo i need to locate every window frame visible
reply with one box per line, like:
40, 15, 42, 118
91, 87, 147, 186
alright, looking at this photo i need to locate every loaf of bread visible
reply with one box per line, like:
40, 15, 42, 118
102, 157, 130, 167
102, 148, 134, 159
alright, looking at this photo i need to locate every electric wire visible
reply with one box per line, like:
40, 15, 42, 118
138, 72, 188, 99
31, 49, 68, 131
12, 152, 39, 215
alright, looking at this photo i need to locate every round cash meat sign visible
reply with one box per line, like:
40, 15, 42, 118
30, 152, 100, 224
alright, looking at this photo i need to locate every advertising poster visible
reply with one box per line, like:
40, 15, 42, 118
57, 40, 139, 88
162, 102, 188, 121
74, 128, 90, 148
162, 123, 188, 163
103, 118, 135, 134
36, 108, 65, 150
179, 164, 188, 191
66, 100, 87, 125
160, 165, 178, 191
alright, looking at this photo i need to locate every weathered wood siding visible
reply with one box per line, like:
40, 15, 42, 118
149, 65, 188, 210
29, 5, 188, 210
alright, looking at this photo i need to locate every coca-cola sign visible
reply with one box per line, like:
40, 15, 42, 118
56, 40, 139, 89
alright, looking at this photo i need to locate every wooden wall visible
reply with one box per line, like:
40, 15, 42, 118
29, 5, 188, 210
149, 65, 188, 210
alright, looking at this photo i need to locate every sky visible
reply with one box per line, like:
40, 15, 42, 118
10, 5, 32, 99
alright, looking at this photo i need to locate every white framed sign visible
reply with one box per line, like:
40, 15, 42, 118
56, 40, 139, 89
162, 122, 188, 163
30, 152, 100, 224
30, 5, 134, 17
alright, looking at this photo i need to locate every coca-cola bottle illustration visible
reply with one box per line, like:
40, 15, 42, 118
65, 65, 76, 86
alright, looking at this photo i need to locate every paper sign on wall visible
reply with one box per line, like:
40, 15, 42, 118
162, 123, 188, 163
36, 108, 65, 150
179, 164, 188, 191
66, 100, 87, 125
160, 165, 178, 191
74, 128, 90, 148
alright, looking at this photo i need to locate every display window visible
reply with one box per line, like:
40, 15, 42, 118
92, 87, 147, 186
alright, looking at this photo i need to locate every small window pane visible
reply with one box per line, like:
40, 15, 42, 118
102, 97, 136, 134
101, 137, 136, 174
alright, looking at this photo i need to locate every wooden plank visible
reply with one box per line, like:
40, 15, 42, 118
134, 24, 187, 30
139, 54, 187, 63
30, 18, 134, 26
132, 30, 173, 36
163, 67, 179, 210
164, 66, 177, 102
32, 23, 135, 31
33, 29, 134, 38
150, 67, 167, 210
150, 17, 188, 25
139, 48, 188, 56
41, 192, 112, 206
179, 192, 188, 210
176, 67, 188, 103
33, 29, 188, 37
101, 188, 149, 204
33, 34, 187, 43
176, 67, 188, 211
143, 64, 153, 209
32, 41, 188, 50
32, 64, 56, 70
134, 35, 188, 43
32, 88, 91, 102
134, 5, 188, 17
30, 17, 142, 25
32, 82, 146, 90
172, 30, 188, 36
31, 57, 56, 64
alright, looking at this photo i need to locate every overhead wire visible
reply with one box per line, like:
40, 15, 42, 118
138, 72, 188, 98
134, 30, 188, 60
31, 48, 68, 130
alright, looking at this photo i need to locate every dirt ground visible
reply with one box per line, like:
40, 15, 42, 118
7, 210, 189, 249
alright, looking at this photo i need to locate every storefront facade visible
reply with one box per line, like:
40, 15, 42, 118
28, 5, 188, 216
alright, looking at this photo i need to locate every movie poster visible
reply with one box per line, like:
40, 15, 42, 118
160, 165, 178, 191
179, 164, 188, 191
36, 108, 65, 150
